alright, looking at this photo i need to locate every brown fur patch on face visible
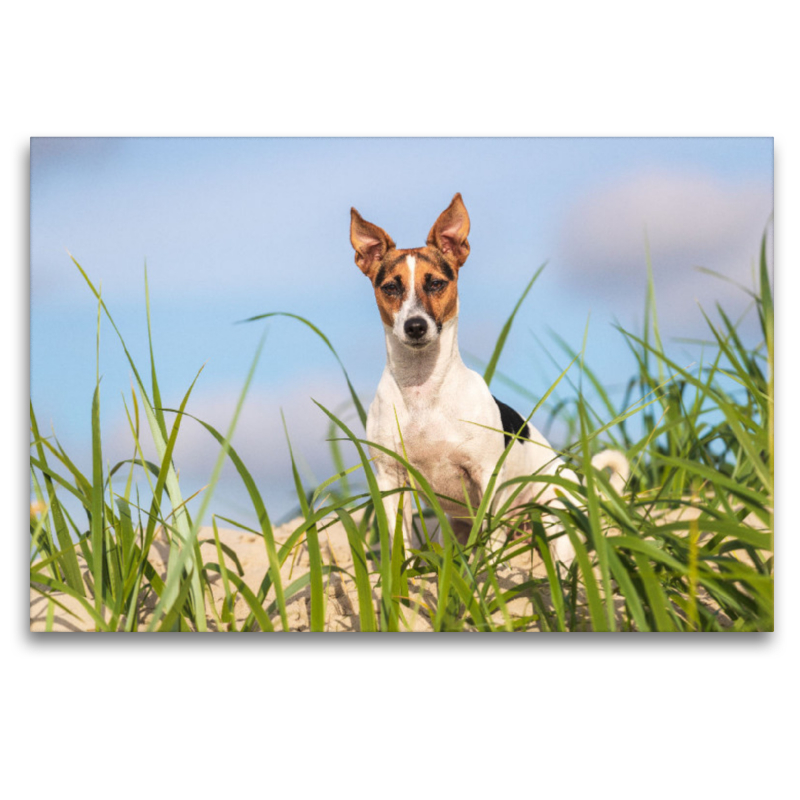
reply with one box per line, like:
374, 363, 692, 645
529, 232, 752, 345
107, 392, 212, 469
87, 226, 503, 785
373, 253, 404, 325
414, 248, 459, 328
372, 249, 411, 326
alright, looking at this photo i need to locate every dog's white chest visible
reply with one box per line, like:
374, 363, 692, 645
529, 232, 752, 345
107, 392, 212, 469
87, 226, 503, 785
403, 413, 487, 509
368, 363, 504, 512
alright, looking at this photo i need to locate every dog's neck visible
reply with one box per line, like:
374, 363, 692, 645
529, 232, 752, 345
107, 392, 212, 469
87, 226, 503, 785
383, 315, 463, 404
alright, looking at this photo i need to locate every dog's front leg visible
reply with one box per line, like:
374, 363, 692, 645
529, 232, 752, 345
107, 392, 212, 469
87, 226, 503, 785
532, 472, 578, 567
374, 465, 413, 560
454, 464, 506, 553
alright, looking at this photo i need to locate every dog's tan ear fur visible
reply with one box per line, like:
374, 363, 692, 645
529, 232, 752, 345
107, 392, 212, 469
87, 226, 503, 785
350, 209, 395, 278
427, 193, 470, 268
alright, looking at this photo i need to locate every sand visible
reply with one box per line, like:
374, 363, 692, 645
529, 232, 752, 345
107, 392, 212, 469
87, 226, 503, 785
32, 499, 761, 632
30, 515, 556, 632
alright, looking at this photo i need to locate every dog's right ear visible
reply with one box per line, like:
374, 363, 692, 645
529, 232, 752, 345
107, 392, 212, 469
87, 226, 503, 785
350, 209, 395, 278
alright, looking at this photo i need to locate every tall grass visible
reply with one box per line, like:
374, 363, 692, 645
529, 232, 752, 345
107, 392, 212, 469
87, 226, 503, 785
30, 236, 774, 632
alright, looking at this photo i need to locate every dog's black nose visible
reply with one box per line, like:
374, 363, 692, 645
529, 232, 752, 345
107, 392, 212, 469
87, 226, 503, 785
404, 317, 428, 340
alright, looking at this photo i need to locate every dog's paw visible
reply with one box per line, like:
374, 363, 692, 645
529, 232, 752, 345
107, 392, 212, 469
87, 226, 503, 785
552, 534, 576, 567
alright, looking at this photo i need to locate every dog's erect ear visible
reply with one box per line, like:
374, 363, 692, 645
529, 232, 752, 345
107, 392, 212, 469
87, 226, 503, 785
350, 209, 395, 277
427, 193, 470, 268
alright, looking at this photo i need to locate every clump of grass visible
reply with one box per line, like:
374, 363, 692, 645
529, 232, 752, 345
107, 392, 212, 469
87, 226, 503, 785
30, 234, 773, 632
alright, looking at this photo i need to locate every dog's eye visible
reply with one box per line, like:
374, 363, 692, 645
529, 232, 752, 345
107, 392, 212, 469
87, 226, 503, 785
426, 279, 447, 293
381, 283, 401, 297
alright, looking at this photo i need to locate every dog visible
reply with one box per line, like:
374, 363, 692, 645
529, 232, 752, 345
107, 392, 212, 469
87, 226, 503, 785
349, 193, 628, 565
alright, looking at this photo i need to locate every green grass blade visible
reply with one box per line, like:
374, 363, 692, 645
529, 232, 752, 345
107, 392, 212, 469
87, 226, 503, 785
310, 461, 365, 508
390, 494, 411, 627
263, 565, 344, 623
147, 333, 267, 631
43, 436, 93, 500
336, 508, 377, 632
312, 400, 396, 631
547, 328, 621, 430
283, 412, 325, 632
30, 406, 84, 594
210, 518, 236, 629
483, 262, 546, 386
90, 383, 105, 613
606, 546, 650, 632
144, 263, 168, 443
241, 312, 367, 427
71, 255, 206, 629
533, 525, 566, 632
632, 551, 676, 632
578, 400, 615, 631
758, 227, 774, 550
564, 522, 608, 632
326, 405, 353, 499
172, 410, 288, 631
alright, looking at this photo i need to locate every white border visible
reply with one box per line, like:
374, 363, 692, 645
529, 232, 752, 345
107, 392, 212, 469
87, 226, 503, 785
6, 2, 795, 796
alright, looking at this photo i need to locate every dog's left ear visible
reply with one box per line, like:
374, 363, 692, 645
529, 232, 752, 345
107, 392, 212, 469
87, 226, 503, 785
427, 193, 470, 268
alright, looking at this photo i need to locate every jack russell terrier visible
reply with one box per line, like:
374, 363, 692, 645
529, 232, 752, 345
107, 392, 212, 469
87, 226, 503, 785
350, 193, 628, 565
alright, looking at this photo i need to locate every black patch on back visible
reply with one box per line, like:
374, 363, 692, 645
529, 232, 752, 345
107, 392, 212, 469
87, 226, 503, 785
493, 397, 530, 447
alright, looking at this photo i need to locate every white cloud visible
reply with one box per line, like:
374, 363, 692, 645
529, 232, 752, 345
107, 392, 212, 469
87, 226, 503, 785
556, 171, 773, 332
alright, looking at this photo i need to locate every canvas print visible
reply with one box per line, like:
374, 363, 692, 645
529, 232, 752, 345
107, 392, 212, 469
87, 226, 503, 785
29, 138, 774, 632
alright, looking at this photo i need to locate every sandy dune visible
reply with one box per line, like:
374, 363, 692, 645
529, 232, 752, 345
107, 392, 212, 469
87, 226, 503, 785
31, 499, 755, 632
30, 515, 557, 632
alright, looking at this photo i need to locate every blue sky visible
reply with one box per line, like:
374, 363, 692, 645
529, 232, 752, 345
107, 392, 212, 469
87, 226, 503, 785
30, 137, 773, 523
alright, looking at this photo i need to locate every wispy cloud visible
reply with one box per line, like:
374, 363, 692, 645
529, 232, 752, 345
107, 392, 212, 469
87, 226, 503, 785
555, 170, 772, 331
103, 380, 363, 521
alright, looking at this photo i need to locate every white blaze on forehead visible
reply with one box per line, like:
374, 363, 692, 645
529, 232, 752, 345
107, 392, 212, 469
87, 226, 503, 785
400, 256, 417, 314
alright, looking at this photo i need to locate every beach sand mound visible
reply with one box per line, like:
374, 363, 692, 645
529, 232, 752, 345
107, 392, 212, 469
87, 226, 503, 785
32, 500, 754, 631
30, 516, 558, 632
